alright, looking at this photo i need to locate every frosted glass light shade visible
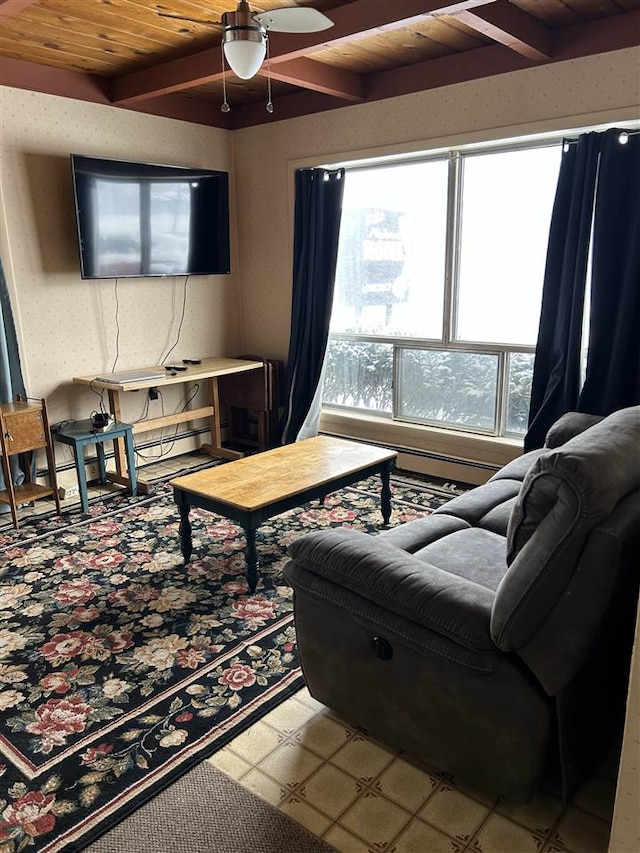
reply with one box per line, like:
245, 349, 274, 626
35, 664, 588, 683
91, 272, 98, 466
223, 38, 266, 79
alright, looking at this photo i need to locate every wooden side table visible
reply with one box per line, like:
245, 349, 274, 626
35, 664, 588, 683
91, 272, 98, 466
51, 419, 137, 513
0, 396, 61, 529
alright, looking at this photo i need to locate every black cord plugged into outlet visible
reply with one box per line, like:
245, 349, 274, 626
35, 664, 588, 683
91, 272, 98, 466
149, 387, 159, 401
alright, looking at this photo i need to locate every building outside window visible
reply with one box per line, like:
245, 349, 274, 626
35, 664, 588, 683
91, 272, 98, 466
323, 141, 562, 437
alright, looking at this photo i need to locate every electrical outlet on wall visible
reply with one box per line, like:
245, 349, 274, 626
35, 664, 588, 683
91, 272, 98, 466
59, 485, 79, 500
86, 462, 101, 481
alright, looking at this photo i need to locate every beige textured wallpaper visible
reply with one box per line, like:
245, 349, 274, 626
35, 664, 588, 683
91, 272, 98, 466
0, 90, 239, 430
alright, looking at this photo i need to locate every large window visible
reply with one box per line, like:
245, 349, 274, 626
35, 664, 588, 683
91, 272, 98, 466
324, 141, 561, 436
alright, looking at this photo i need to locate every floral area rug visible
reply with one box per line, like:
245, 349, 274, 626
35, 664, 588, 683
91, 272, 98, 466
0, 464, 463, 852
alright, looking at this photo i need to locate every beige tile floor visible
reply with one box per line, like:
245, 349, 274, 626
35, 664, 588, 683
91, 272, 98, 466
208, 685, 617, 853
2, 452, 619, 853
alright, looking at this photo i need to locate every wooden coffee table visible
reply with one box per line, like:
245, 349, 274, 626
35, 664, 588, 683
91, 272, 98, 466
170, 435, 397, 592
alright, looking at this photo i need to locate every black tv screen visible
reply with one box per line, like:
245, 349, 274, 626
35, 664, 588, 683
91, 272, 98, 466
70, 154, 231, 279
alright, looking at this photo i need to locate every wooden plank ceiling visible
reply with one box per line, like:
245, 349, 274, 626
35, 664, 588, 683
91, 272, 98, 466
0, 0, 638, 129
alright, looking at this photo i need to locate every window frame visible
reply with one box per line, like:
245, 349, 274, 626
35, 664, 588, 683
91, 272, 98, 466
325, 137, 561, 438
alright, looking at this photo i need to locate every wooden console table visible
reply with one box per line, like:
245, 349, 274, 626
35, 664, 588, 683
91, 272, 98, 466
73, 357, 262, 494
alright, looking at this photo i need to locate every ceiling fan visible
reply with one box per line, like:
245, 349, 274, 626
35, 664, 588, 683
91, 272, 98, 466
160, 1, 334, 80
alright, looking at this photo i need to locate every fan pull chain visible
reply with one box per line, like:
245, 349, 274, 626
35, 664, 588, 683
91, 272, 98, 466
221, 43, 230, 113
266, 35, 274, 114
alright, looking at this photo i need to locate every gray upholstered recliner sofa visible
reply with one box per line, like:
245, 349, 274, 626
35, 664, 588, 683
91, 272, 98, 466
284, 406, 640, 802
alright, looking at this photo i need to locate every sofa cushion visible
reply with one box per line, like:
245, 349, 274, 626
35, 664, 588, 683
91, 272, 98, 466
488, 449, 547, 483
414, 528, 508, 592
544, 411, 604, 449
506, 406, 640, 563
433, 478, 523, 532
493, 406, 640, 655
474, 495, 518, 536
378, 514, 469, 552
287, 528, 496, 653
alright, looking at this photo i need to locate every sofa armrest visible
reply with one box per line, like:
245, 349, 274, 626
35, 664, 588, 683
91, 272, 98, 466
544, 411, 603, 448
286, 528, 496, 652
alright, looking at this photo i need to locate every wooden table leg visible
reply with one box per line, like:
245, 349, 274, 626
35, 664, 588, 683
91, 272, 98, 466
107, 390, 150, 494
380, 462, 393, 525
244, 526, 259, 593
107, 390, 127, 477
201, 377, 245, 461
123, 429, 137, 497
72, 441, 90, 513
95, 441, 107, 484
178, 503, 193, 564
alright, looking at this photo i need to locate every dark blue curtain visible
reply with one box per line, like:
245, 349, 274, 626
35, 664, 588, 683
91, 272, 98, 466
281, 167, 345, 444
524, 135, 600, 450
578, 130, 640, 414
0, 257, 28, 503
525, 129, 640, 450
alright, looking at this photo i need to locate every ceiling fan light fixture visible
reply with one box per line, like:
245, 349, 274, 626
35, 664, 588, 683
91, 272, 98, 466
223, 27, 266, 79
221, 2, 267, 80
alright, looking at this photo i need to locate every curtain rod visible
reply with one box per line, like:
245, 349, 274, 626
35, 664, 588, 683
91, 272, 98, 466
563, 128, 639, 147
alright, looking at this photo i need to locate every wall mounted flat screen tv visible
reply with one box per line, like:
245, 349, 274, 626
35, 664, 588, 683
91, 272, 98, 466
71, 154, 231, 279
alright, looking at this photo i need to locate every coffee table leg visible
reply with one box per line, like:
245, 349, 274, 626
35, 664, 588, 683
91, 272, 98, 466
178, 503, 193, 563
244, 526, 259, 593
380, 463, 393, 525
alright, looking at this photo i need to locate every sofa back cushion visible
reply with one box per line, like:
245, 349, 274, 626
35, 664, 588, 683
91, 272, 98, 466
506, 406, 640, 563
491, 406, 640, 689
543, 411, 604, 449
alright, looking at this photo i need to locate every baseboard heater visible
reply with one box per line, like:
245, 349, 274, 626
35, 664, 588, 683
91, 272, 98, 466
319, 431, 499, 475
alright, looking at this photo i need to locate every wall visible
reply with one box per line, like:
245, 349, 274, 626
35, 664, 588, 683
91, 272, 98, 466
1, 50, 639, 481
0, 89, 239, 467
233, 47, 640, 481
609, 599, 640, 853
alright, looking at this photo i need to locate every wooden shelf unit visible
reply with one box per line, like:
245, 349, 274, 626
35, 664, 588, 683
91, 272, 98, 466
0, 396, 61, 528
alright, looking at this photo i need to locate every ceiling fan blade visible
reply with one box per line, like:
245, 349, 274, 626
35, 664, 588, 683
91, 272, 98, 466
157, 12, 222, 27
252, 7, 333, 33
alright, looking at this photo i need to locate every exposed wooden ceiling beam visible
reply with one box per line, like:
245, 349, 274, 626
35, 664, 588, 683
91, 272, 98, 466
229, 44, 527, 128
228, 10, 640, 128
228, 90, 348, 129
0, 56, 231, 129
0, 0, 39, 18
367, 42, 530, 102
554, 8, 639, 60
264, 0, 497, 62
362, 10, 640, 99
257, 58, 365, 101
111, 0, 497, 104
0, 56, 111, 104
451, 0, 554, 61
2, 9, 635, 131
